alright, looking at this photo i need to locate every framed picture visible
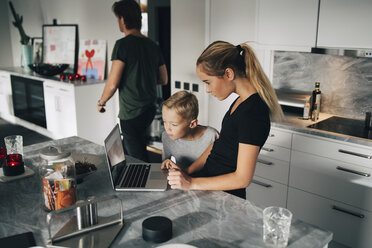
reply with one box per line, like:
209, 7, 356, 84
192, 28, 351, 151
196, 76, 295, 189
32, 37, 43, 64
42, 24, 79, 73
78, 40, 106, 80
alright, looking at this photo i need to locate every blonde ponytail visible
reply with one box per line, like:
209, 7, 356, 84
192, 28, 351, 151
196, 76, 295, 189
197, 41, 284, 122
240, 43, 284, 122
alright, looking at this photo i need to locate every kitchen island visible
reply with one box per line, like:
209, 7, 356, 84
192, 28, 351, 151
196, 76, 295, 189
0, 136, 332, 247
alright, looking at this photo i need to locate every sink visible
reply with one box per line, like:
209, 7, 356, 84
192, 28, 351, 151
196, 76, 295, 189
307, 116, 372, 140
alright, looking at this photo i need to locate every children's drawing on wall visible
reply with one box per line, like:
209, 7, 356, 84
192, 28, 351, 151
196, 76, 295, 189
78, 40, 106, 80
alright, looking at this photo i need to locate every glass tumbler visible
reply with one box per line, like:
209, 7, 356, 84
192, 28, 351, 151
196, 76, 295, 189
263, 206, 292, 247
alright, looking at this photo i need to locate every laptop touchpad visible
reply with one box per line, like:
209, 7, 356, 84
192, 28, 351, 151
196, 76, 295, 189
150, 171, 164, 180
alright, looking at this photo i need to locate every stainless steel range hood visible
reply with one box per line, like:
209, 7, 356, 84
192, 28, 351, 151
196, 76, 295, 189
311, 0, 372, 58
311, 47, 372, 58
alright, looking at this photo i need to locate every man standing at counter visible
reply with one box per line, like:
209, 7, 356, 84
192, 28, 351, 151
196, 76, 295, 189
97, 0, 168, 162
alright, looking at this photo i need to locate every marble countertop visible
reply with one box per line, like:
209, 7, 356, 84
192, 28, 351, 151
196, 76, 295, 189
273, 112, 372, 148
0, 67, 104, 86
0, 136, 332, 247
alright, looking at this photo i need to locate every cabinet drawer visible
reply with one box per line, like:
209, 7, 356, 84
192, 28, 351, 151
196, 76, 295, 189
255, 155, 289, 185
44, 80, 74, 94
290, 150, 372, 212
246, 176, 287, 208
288, 188, 372, 248
260, 144, 291, 162
266, 127, 292, 148
292, 134, 372, 167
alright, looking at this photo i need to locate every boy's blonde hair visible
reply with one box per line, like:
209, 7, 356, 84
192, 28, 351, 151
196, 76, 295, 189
162, 91, 198, 121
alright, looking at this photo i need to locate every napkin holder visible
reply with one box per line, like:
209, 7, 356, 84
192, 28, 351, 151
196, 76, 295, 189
47, 195, 124, 248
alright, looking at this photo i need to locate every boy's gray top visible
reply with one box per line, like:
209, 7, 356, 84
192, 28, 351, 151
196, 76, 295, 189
161, 126, 219, 169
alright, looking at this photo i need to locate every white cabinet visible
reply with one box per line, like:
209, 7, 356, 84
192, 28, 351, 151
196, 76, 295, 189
290, 150, 372, 212
43, 80, 77, 138
246, 127, 292, 208
256, 0, 318, 50
247, 175, 288, 208
209, 0, 256, 45
0, 71, 13, 120
288, 188, 372, 248
43, 79, 118, 145
317, 0, 372, 49
289, 133, 372, 247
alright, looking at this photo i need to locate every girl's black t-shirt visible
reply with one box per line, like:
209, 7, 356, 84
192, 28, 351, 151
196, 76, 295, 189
203, 93, 270, 198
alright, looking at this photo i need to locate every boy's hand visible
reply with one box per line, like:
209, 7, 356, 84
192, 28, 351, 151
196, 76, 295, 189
161, 159, 180, 170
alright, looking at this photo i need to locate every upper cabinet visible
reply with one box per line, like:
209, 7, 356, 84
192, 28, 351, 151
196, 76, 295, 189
209, 0, 257, 44
317, 0, 372, 48
257, 0, 318, 50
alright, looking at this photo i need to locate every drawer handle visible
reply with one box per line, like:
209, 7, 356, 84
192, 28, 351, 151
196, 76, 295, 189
336, 166, 370, 177
269, 134, 275, 137
59, 88, 70, 92
338, 149, 372, 159
262, 147, 274, 152
251, 179, 272, 188
332, 205, 364, 219
257, 158, 273, 165
45, 85, 54, 89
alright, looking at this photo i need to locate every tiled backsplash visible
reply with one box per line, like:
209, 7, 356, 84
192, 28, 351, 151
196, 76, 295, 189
272, 51, 372, 119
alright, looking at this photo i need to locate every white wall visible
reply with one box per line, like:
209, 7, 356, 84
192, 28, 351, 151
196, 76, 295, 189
6, 0, 121, 70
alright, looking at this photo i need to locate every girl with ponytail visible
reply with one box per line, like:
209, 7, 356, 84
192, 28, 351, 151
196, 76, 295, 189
162, 41, 283, 199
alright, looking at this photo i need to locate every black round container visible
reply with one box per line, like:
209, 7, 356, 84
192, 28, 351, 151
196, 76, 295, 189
142, 216, 172, 243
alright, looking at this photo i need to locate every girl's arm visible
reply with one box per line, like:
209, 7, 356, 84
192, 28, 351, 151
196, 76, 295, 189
167, 143, 259, 190
185, 142, 214, 175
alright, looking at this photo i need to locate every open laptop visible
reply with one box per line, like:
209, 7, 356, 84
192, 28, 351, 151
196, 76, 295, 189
104, 124, 168, 191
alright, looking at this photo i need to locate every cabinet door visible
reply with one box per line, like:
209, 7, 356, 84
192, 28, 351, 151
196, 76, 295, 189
210, 0, 256, 44
0, 72, 13, 119
292, 134, 372, 168
255, 155, 289, 185
318, 0, 372, 48
266, 127, 292, 148
44, 82, 77, 138
290, 150, 372, 212
257, 0, 318, 48
288, 187, 372, 248
246, 176, 287, 208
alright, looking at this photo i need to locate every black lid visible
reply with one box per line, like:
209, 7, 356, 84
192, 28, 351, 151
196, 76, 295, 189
142, 216, 172, 243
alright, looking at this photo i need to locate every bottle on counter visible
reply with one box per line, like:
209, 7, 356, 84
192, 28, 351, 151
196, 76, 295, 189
311, 103, 318, 121
310, 82, 321, 120
303, 97, 311, 120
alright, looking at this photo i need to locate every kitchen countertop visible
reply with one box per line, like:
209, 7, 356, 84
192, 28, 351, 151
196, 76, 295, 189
0, 67, 105, 86
273, 112, 372, 148
0, 136, 332, 247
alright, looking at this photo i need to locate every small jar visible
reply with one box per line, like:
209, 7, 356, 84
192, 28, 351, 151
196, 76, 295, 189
39, 146, 77, 211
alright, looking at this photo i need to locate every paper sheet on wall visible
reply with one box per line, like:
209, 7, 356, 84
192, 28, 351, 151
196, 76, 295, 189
43, 26, 77, 65
78, 40, 106, 80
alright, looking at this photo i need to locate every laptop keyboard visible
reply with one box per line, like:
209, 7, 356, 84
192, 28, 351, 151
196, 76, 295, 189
121, 164, 151, 188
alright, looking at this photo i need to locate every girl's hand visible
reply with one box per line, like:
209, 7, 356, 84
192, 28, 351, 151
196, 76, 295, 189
161, 159, 180, 170
167, 168, 192, 190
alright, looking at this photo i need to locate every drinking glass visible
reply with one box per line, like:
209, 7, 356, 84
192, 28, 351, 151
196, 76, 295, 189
4, 135, 23, 156
263, 206, 292, 247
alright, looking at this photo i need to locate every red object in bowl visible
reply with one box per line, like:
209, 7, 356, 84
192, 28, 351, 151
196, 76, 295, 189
0, 147, 6, 168
4, 154, 25, 176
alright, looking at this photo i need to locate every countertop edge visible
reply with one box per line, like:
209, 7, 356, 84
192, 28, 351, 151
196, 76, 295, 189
0, 67, 105, 86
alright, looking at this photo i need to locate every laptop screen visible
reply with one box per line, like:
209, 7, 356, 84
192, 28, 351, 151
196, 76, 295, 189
104, 124, 126, 186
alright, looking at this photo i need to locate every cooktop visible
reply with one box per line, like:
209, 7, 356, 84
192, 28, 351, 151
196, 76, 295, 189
307, 116, 372, 140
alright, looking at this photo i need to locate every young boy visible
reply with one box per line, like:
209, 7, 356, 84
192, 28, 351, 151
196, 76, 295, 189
161, 91, 219, 169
